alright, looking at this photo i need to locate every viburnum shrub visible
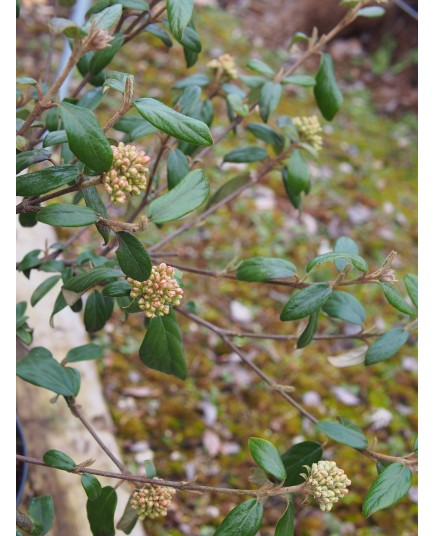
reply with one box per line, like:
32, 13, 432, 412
16, 0, 417, 534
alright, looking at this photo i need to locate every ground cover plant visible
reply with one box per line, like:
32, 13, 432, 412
16, 0, 417, 534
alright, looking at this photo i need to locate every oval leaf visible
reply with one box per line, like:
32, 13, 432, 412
27, 495, 54, 536
365, 328, 409, 365
16, 149, 52, 174
134, 98, 213, 146
62, 267, 122, 294
334, 236, 359, 271
296, 311, 319, 349
66, 343, 103, 363
37, 204, 98, 228
223, 146, 268, 163
16, 164, 80, 197
362, 463, 412, 517
148, 169, 209, 223
259, 81, 282, 123
167, 148, 190, 189
322, 290, 366, 325
316, 420, 368, 449
237, 257, 296, 282
275, 501, 295, 536
102, 280, 131, 297
167, 0, 193, 41
307, 251, 368, 273
31, 275, 61, 307
281, 441, 323, 486
86, 486, 117, 536
404, 273, 418, 308
248, 437, 287, 481
84, 291, 113, 332
59, 102, 113, 173
215, 499, 263, 536
207, 174, 251, 208
43, 449, 76, 471
380, 282, 416, 316
81, 473, 102, 502
115, 231, 152, 281
280, 283, 333, 321
314, 53, 343, 121
284, 150, 310, 195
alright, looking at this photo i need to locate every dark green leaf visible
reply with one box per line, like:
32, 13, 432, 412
284, 150, 310, 195
404, 273, 418, 308
237, 257, 296, 282
37, 204, 99, 227
358, 6, 385, 17
413, 436, 418, 454
84, 291, 113, 332
314, 53, 343, 121
50, 291, 68, 327
62, 267, 122, 302
16, 149, 52, 174
167, 0, 193, 41
322, 290, 366, 325
246, 58, 275, 77
274, 501, 295, 536
334, 236, 359, 271
316, 420, 368, 449
43, 130, 68, 147
16, 164, 80, 197
139, 309, 187, 379
280, 283, 333, 321
362, 463, 412, 517
81, 473, 102, 502
179, 26, 201, 52
116, 493, 138, 534
134, 98, 213, 146
381, 282, 416, 316
306, 251, 368, 273
27, 495, 54, 536
183, 46, 198, 68
78, 87, 105, 110
49, 17, 85, 38
365, 328, 410, 365
173, 73, 210, 89
167, 149, 190, 189
296, 311, 319, 349
89, 34, 124, 75
248, 437, 287, 481
144, 23, 173, 47
282, 74, 316, 87
223, 146, 268, 163
215, 499, 263, 536
259, 81, 282, 123
83, 4, 122, 32
86, 486, 117, 536
59, 102, 113, 173
16, 347, 80, 397
82, 186, 111, 245
246, 123, 284, 154
18, 249, 42, 275
31, 276, 61, 307
206, 174, 251, 208
281, 167, 302, 209
148, 169, 209, 223
43, 449, 76, 471
19, 211, 38, 227
281, 441, 323, 486
102, 280, 131, 297
116, 231, 152, 281
66, 343, 103, 363
176, 86, 201, 116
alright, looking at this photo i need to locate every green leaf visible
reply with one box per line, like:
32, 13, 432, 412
358, 6, 385, 17
248, 437, 287, 481
274, 501, 295, 536
49, 17, 85, 38
83, 4, 122, 32
413, 436, 418, 454
86, 486, 117, 536
116, 493, 139, 534
120, 0, 149, 10
280, 283, 333, 321
404, 274, 418, 308
134, 98, 213, 146
167, 149, 190, 189
19, 211, 38, 228
381, 282, 416, 316
180, 26, 201, 52
334, 236, 359, 271
16, 164, 80, 197
43, 449, 76, 471
66, 343, 103, 363
37, 204, 99, 228
206, 174, 251, 208
183, 46, 198, 68
215, 499, 263, 536
173, 73, 211, 89
31, 276, 61, 307
89, 34, 124, 75
27, 495, 54, 536
365, 328, 410, 365
314, 53, 343, 121
316, 419, 368, 449
362, 463, 412, 516
306, 251, 368, 273
223, 146, 268, 163
84, 291, 113, 332
246, 123, 284, 154
281, 167, 302, 209
59, 102, 113, 173
321, 290, 366, 325
139, 309, 187, 379
167, 0, 194, 41
259, 81, 282, 123
284, 150, 310, 195
115, 231, 152, 281
81, 474, 102, 502
16, 347, 80, 397
16, 149, 52, 174
43, 130, 68, 147
281, 441, 323, 486
104, 71, 134, 94
82, 186, 111, 245
296, 311, 319, 349
62, 267, 122, 304
102, 280, 131, 297
282, 74, 316, 87
144, 23, 173, 47
148, 169, 209, 223
246, 58, 275, 77
237, 257, 296, 282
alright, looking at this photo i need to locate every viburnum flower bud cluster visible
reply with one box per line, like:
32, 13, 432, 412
293, 115, 323, 152
128, 263, 183, 317
301, 460, 351, 512
130, 479, 176, 520
207, 54, 238, 79
102, 142, 150, 204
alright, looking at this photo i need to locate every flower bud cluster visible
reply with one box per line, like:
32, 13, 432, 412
130, 479, 176, 520
82, 23, 113, 51
301, 460, 351, 512
293, 115, 323, 152
207, 54, 238, 79
128, 263, 183, 317
102, 143, 150, 204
